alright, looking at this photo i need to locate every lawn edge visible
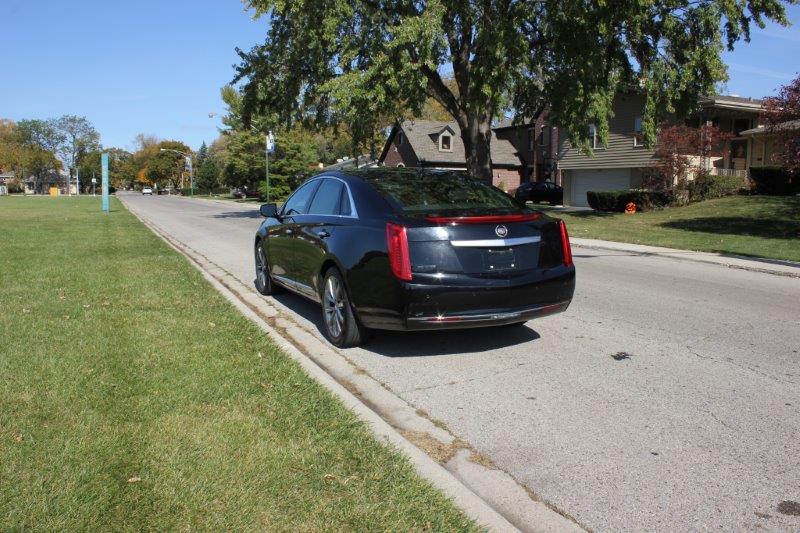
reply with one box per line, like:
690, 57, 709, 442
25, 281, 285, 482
119, 196, 562, 533
571, 237, 800, 278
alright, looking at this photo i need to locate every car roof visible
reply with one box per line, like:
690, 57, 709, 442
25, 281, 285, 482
321, 167, 468, 183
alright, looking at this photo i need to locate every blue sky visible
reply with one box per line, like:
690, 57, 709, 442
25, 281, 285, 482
1, 1, 798, 152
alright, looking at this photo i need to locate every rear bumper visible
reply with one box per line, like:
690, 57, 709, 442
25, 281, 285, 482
405, 300, 570, 330
355, 266, 575, 331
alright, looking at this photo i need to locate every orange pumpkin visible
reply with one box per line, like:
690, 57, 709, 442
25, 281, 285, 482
624, 202, 637, 214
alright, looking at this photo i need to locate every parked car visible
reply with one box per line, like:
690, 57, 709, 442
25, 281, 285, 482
233, 187, 261, 199
515, 180, 563, 205
253, 169, 575, 347
142, 187, 153, 195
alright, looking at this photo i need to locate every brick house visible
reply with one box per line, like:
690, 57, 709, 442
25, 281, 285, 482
379, 119, 554, 193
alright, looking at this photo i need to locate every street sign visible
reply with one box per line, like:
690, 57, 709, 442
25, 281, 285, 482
91, 178, 97, 184
101, 153, 109, 213
266, 131, 276, 153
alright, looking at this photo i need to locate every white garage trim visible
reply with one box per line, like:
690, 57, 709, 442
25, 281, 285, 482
568, 168, 632, 207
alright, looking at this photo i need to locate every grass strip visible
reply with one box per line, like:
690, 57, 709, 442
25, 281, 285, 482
0, 196, 477, 531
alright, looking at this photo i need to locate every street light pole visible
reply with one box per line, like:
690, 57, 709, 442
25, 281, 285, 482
265, 131, 275, 202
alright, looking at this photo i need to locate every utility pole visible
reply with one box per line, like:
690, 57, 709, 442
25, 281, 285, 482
76, 167, 80, 196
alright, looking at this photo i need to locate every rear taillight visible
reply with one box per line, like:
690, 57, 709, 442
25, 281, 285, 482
386, 223, 412, 281
558, 220, 573, 266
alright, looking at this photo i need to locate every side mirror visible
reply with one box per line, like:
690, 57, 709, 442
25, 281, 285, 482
260, 203, 278, 218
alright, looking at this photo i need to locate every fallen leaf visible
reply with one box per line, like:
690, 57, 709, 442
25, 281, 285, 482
102, 301, 110, 306
324, 474, 336, 481
59, 295, 66, 301
209, 322, 216, 327
83, 304, 91, 309
13, 433, 23, 443
257, 352, 263, 359
127, 476, 141, 483
22, 309, 30, 314
63, 315, 70, 320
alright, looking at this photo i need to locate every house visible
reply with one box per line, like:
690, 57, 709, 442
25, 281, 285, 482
557, 93, 764, 206
493, 114, 560, 184
379, 119, 533, 193
739, 119, 800, 168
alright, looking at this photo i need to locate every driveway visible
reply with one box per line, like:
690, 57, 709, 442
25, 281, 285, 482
119, 192, 800, 532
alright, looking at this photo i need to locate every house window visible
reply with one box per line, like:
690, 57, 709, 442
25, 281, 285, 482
397, 132, 404, 146
589, 124, 601, 149
528, 128, 535, 151
540, 126, 551, 147
439, 133, 452, 152
633, 116, 644, 147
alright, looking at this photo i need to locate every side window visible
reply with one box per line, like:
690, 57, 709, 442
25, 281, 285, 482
282, 180, 321, 216
339, 185, 352, 216
307, 179, 344, 215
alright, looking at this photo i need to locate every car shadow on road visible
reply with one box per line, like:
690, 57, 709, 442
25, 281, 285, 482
212, 210, 262, 219
270, 288, 542, 357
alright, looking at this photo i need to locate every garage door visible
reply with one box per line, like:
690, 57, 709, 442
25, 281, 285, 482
570, 169, 631, 207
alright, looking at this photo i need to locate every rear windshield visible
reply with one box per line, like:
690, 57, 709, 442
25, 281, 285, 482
365, 172, 526, 215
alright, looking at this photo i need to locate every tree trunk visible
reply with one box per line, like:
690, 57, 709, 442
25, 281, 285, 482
460, 114, 493, 183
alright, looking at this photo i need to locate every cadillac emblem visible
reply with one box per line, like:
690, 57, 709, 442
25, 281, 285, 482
495, 224, 508, 238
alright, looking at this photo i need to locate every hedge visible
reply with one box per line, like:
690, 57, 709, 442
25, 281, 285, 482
749, 167, 800, 196
586, 190, 672, 212
179, 187, 231, 196
686, 173, 743, 202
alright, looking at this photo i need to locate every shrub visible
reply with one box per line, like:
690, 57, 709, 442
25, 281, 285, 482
749, 166, 799, 196
180, 187, 231, 196
586, 190, 672, 212
686, 172, 743, 202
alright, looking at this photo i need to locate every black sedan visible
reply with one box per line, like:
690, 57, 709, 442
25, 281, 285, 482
254, 169, 575, 347
514, 180, 563, 205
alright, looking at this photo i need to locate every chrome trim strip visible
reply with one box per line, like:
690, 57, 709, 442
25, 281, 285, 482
407, 301, 568, 323
450, 235, 541, 248
271, 274, 320, 303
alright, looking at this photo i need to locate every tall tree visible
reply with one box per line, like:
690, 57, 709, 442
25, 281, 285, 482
51, 115, 100, 180
12, 119, 64, 192
235, 0, 792, 181
78, 148, 133, 191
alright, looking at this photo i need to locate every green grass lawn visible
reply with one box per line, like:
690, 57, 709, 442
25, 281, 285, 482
0, 196, 476, 531
540, 195, 800, 262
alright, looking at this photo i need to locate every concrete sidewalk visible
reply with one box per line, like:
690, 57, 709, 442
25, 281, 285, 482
571, 237, 800, 278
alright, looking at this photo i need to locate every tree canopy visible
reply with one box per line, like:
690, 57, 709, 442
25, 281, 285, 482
235, 0, 793, 180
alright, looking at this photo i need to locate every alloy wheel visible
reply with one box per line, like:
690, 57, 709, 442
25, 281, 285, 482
323, 275, 345, 338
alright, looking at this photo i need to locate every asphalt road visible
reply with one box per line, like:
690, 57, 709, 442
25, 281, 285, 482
120, 192, 800, 532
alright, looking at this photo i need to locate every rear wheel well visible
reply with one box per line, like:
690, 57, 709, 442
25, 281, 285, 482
319, 260, 339, 291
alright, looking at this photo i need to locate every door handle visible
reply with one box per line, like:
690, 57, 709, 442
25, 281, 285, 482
316, 229, 331, 238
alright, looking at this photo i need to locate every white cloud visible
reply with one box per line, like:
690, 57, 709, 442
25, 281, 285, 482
727, 62, 796, 80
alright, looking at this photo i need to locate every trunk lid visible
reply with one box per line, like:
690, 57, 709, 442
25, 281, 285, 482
403, 212, 552, 276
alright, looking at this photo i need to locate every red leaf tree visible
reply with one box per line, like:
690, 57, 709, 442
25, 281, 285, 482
762, 74, 800, 171
647, 123, 732, 191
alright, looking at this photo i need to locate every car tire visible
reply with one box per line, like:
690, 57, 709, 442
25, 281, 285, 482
254, 240, 283, 295
321, 267, 368, 348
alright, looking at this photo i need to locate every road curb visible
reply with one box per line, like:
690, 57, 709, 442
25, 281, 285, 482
120, 197, 584, 533
571, 237, 800, 278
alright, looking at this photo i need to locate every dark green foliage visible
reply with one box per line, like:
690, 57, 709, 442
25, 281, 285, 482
236, 0, 792, 180
686, 173, 744, 202
749, 166, 800, 196
587, 190, 672, 212
196, 156, 222, 190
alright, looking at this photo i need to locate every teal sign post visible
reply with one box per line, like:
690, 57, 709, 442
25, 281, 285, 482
101, 153, 109, 213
